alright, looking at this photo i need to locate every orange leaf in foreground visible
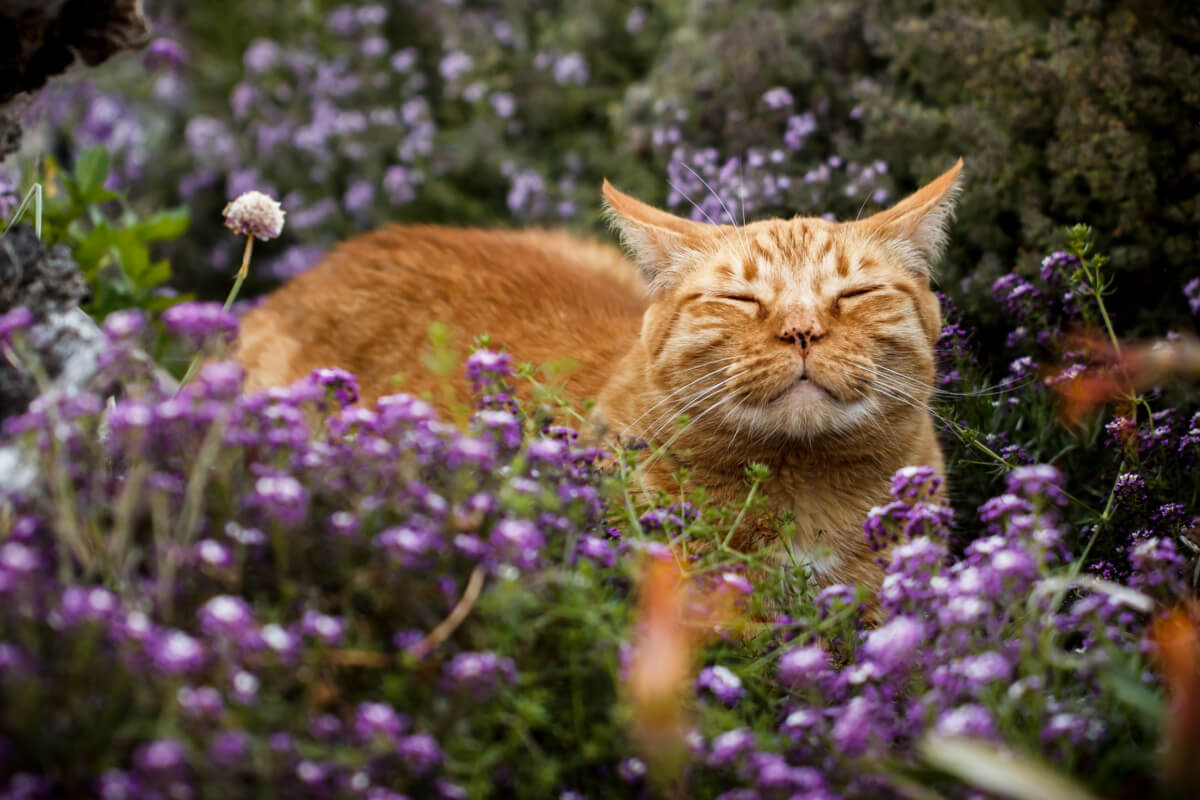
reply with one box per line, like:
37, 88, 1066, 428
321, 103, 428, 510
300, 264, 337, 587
624, 555, 741, 773
626, 557, 692, 743
1152, 606, 1200, 790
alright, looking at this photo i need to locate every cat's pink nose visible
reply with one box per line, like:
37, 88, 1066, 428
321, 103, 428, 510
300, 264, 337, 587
779, 320, 825, 351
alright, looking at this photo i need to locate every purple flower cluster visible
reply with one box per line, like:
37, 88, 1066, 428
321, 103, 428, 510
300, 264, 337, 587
0, 307, 613, 797
738, 463, 1173, 795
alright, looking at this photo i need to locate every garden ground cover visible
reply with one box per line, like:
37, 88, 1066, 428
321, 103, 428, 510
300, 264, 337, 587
2, 1, 1199, 798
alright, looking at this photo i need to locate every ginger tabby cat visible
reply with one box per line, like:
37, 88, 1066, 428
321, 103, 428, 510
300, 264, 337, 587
236, 159, 963, 598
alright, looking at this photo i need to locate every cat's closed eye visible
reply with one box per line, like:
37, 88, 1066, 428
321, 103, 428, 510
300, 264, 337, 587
835, 285, 881, 309
716, 294, 761, 308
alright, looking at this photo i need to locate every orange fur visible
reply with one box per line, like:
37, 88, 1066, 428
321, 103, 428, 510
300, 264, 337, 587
236, 161, 964, 598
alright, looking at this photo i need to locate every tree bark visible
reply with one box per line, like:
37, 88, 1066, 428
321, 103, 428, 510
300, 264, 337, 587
0, 0, 149, 159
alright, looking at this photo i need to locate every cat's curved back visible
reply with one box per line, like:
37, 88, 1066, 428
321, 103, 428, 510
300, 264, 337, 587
235, 227, 649, 405
236, 160, 963, 597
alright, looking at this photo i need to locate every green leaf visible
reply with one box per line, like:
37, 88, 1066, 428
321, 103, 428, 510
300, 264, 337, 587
74, 147, 111, 203
112, 229, 151, 281
139, 260, 172, 291
919, 736, 1101, 800
74, 222, 117, 275
142, 293, 187, 312
134, 208, 190, 242
1102, 669, 1163, 724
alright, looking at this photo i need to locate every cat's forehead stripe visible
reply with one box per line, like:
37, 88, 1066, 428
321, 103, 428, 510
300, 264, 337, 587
741, 255, 758, 282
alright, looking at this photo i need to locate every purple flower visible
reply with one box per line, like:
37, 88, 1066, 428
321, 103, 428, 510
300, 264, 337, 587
617, 757, 647, 783
992, 273, 1041, 320
778, 645, 829, 689
862, 616, 925, 674
474, 410, 521, 448
526, 437, 567, 464
148, 630, 206, 676
295, 760, 332, 788
177, 686, 224, 720
490, 518, 544, 569
708, 728, 755, 767
135, 738, 187, 773
344, 179, 376, 213
310, 367, 359, 407
762, 87, 794, 108
443, 651, 516, 697
439, 51, 474, 82
936, 704, 997, 739
145, 37, 187, 69
978, 493, 1033, 532
98, 769, 141, 800
696, 665, 744, 705
162, 302, 238, 347
574, 535, 615, 567
466, 349, 515, 388
0, 643, 32, 675
103, 309, 146, 341
195, 539, 234, 569
552, 52, 589, 86
327, 511, 360, 538
301, 610, 345, 645
990, 545, 1038, 583
0, 307, 34, 346
890, 465, 942, 502
243, 39, 281, 72
310, 713, 342, 741
199, 595, 256, 641
830, 696, 881, 756
259, 623, 300, 662
784, 112, 817, 149
209, 730, 250, 767
1040, 251, 1078, 287
378, 523, 439, 566
247, 473, 309, 525
58, 585, 118, 626
0, 541, 38, 577
1186, 277, 1200, 315
718, 571, 754, 595
956, 652, 1012, 687
1128, 537, 1187, 599
780, 707, 823, 740
230, 669, 260, 705
398, 733, 442, 775
1006, 464, 1066, 505
354, 702, 408, 742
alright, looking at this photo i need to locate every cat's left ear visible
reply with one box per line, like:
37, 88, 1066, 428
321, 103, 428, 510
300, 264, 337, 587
602, 179, 712, 293
853, 158, 963, 278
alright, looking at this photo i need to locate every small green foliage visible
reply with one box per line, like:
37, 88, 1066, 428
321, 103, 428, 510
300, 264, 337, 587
14, 147, 191, 320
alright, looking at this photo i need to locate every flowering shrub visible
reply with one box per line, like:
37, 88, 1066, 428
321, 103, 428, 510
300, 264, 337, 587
21, 1, 1198, 338
0, 278, 1194, 796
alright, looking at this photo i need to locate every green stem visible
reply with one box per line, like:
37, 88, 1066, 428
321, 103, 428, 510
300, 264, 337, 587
179, 235, 254, 389
722, 475, 762, 549
1094, 292, 1122, 360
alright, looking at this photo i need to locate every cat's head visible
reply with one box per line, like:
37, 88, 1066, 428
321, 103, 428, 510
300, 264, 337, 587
603, 160, 962, 444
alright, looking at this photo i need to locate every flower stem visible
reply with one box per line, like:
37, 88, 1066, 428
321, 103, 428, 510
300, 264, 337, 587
226, 235, 255, 308
179, 235, 254, 389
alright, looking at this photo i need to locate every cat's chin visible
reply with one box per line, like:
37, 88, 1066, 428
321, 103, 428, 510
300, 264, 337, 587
777, 377, 836, 403
744, 379, 878, 440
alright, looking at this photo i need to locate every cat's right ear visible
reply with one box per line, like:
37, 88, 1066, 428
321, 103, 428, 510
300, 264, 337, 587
602, 180, 710, 293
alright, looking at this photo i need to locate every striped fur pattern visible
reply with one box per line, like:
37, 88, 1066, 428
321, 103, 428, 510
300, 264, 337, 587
236, 160, 963, 597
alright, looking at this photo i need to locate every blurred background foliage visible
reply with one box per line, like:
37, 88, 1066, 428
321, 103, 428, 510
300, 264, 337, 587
6, 0, 1197, 341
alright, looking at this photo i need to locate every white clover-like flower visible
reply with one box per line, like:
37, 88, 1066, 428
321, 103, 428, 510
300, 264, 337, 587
222, 190, 286, 240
